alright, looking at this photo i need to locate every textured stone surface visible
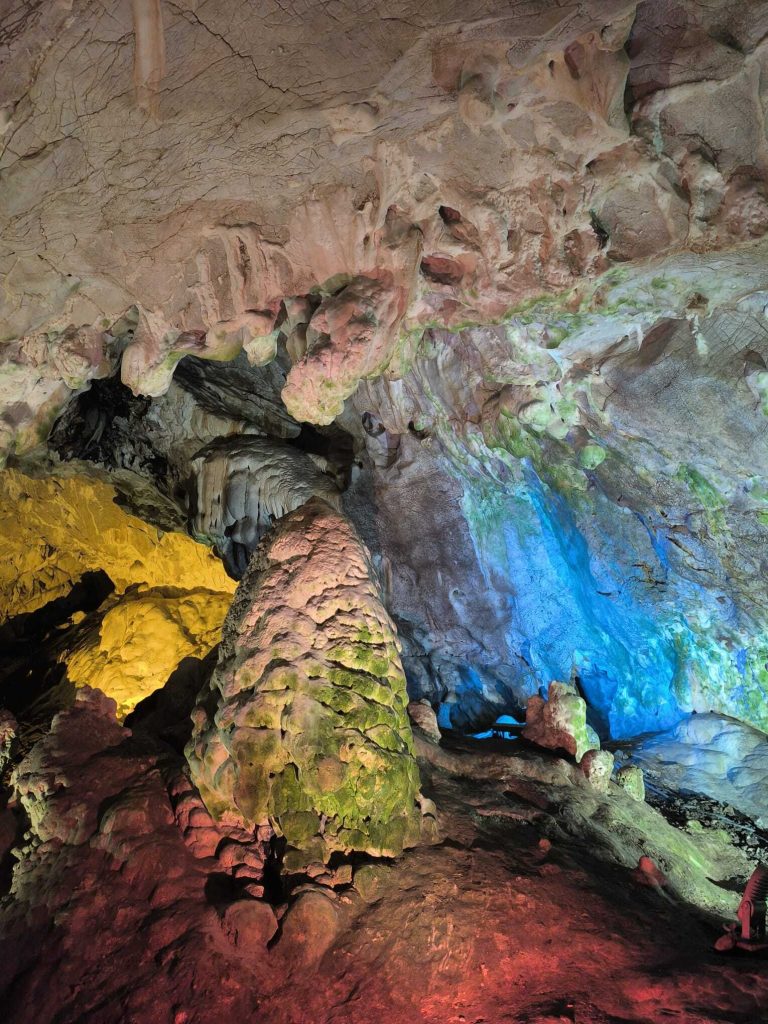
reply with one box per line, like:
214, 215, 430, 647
63, 589, 232, 719
0, 468, 233, 619
630, 713, 768, 827
617, 764, 646, 803
580, 748, 615, 792
189, 435, 340, 571
407, 700, 442, 744
1, 0, 768, 745
523, 681, 595, 762
0, 467, 234, 715
5, 1, 768, 449
187, 499, 421, 867
5, 5, 768, 1019
0, 710, 17, 775
3, 686, 766, 1024
352, 290, 768, 737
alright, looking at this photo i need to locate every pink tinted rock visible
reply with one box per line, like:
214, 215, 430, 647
220, 899, 278, 953
275, 890, 344, 964
407, 700, 442, 743
523, 681, 593, 761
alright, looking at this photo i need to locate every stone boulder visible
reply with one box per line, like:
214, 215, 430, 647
616, 764, 645, 802
580, 749, 615, 793
186, 499, 421, 871
407, 700, 442, 743
522, 681, 596, 762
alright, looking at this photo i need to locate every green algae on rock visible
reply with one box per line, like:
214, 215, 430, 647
186, 498, 421, 869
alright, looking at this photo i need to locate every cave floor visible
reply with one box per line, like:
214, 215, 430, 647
1, 709, 767, 1024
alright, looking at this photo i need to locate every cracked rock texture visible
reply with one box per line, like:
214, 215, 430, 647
5, 0, 768, 445
187, 498, 421, 869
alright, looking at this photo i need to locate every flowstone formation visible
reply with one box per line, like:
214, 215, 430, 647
2, 0, 768, 739
0, 467, 232, 617
187, 498, 422, 870
189, 435, 342, 573
0, 466, 234, 717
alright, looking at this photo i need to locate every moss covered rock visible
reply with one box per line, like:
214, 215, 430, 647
186, 498, 421, 868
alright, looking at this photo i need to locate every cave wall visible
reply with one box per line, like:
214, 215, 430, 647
355, 307, 768, 737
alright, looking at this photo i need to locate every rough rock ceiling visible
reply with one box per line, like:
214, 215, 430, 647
4, 0, 768, 442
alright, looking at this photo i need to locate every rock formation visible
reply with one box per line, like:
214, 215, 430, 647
188, 435, 341, 573
523, 681, 597, 761
187, 499, 421, 870
0, 467, 232, 617
0, 466, 234, 716
2, 1, 768, 740
64, 588, 232, 719
3, 2, 768, 1020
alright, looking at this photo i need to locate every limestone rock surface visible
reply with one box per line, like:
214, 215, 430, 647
5, 1, 768, 449
63, 589, 233, 720
0, 467, 234, 715
0, 468, 234, 619
523, 681, 595, 762
189, 435, 341, 572
580, 748, 615, 792
629, 713, 768, 827
407, 700, 442, 744
187, 498, 421, 868
616, 764, 646, 802
4, 684, 764, 1024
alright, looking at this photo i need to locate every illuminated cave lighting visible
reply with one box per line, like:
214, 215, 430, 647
470, 713, 523, 741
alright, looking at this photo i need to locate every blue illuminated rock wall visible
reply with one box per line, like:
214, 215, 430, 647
454, 443, 768, 739
460, 463, 683, 738
361, 317, 768, 740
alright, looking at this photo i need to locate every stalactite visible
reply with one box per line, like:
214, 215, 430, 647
131, 0, 165, 116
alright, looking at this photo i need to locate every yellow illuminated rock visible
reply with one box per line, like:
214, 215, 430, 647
64, 589, 233, 719
0, 468, 236, 717
0, 469, 234, 619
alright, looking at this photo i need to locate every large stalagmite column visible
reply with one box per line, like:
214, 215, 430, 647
186, 498, 421, 870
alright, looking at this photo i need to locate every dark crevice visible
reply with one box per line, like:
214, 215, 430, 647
125, 651, 218, 754
0, 570, 114, 717
589, 210, 610, 249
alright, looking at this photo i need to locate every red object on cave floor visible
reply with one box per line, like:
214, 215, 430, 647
715, 863, 768, 953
